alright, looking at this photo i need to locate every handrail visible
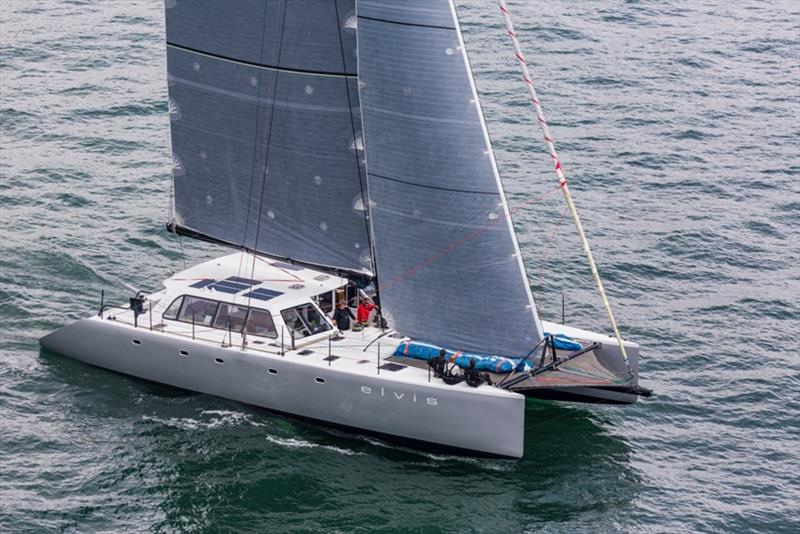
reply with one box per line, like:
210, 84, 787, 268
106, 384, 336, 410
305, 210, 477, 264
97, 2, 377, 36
362, 329, 395, 352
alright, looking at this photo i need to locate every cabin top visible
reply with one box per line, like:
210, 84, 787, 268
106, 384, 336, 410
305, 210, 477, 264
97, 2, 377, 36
162, 252, 349, 310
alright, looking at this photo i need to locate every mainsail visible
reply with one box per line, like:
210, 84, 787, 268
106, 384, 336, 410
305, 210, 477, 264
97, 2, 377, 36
357, 0, 544, 357
165, 0, 372, 275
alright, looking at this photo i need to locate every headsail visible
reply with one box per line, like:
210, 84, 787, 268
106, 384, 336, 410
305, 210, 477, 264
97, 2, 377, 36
165, 0, 372, 275
357, 0, 544, 357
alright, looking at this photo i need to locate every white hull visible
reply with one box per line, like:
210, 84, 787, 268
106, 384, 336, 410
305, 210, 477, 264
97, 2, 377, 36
41, 316, 526, 458
39, 252, 644, 458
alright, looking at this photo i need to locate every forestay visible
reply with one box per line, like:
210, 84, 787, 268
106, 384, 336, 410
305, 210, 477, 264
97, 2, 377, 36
357, 0, 544, 357
165, 0, 373, 275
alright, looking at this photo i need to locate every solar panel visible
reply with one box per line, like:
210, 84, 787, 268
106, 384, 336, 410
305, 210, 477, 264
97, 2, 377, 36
243, 288, 284, 301
208, 281, 246, 294
198, 276, 259, 294
189, 279, 215, 289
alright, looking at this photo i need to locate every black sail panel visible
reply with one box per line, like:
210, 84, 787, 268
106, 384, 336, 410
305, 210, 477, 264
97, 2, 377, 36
357, 0, 543, 357
165, 0, 372, 274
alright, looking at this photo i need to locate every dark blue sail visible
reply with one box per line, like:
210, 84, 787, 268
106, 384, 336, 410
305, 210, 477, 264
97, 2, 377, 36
356, 0, 543, 356
165, 1, 372, 274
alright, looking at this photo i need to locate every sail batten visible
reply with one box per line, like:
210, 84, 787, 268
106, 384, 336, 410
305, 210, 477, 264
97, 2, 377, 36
167, 42, 356, 78
357, 0, 543, 357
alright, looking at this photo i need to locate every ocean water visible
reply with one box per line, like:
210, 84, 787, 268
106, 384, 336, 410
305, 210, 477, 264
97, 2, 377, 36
1, 0, 798, 532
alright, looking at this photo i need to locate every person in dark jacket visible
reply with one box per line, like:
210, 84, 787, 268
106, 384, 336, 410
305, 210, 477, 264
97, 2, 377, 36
332, 300, 355, 331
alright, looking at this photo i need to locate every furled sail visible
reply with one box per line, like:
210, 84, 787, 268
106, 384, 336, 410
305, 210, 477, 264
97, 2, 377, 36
165, 0, 373, 275
357, 0, 544, 357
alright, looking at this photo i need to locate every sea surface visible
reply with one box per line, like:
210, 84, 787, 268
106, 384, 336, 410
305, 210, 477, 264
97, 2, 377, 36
1, 1, 798, 532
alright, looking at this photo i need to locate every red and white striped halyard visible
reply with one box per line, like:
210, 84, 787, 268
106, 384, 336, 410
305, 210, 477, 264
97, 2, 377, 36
497, 0, 632, 372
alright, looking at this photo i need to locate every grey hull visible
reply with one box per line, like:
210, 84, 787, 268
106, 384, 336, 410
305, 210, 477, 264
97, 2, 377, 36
40, 317, 526, 458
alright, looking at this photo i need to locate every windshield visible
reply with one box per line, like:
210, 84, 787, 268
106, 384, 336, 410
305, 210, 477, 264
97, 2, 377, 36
281, 303, 332, 338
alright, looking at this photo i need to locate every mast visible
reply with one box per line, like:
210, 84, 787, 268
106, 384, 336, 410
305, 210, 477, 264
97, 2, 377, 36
497, 0, 632, 373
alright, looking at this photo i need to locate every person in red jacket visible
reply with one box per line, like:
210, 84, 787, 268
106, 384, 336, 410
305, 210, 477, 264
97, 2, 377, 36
356, 298, 376, 326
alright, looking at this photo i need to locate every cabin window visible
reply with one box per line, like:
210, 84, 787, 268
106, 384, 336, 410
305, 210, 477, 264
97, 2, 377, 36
163, 296, 183, 320
281, 303, 331, 339
245, 308, 277, 339
213, 303, 248, 332
177, 296, 219, 326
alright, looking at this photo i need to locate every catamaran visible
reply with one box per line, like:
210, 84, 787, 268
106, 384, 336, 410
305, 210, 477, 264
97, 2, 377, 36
40, 0, 650, 458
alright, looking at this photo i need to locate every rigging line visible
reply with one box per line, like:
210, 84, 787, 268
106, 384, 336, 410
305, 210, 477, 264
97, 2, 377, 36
335, 0, 374, 278
353, 0, 384, 316
254, 254, 303, 283
178, 234, 187, 271
239, 0, 275, 253
497, 0, 632, 374
334, 0, 377, 260
247, 5, 289, 307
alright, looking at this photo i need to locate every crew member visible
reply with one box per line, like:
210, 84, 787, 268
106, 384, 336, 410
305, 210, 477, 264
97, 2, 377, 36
356, 298, 376, 326
332, 300, 355, 331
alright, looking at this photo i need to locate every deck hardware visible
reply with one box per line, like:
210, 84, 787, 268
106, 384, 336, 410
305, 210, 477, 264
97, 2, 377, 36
215, 357, 224, 365
132, 339, 141, 345
496, 336, 549, 388
297, 349, 313, 356
268, 368, 278, 375
499, 341, 601, 390
179, 350, 189, 357
149, 302, 153, 331
98, 289, 104, 317
314, 377, 325, 384
130, 292, 145, 328
242, 330, 247, 350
